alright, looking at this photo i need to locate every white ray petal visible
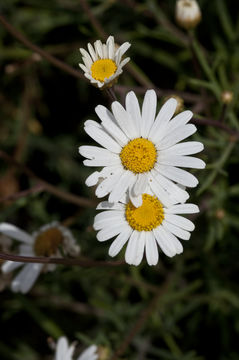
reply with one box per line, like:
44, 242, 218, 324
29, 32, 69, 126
0, 223, 33, 244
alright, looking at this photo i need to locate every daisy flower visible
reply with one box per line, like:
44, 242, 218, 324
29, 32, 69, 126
79, 35, 130, 89
0, 221, 80, 294
93, 187, 199, 266
54, 336, 98, 360
79, 89, 205, 208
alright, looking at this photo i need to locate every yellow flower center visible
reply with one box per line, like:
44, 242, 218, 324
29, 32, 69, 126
125, 194, 164, 231
91, 59, 117, 82
120, 138, 157, 173
34, 228, 63, 256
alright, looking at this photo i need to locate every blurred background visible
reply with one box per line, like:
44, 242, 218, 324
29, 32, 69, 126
0, 0, 239, 359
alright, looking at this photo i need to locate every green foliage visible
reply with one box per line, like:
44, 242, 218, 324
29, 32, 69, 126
0, 0, 239, 359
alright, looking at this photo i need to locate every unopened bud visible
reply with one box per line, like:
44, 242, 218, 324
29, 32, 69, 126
164, 94, 184, 114
221, 90, 233, 105
175, 0, 201, 30
97, 346, 111, 360
215, 209, 225, 220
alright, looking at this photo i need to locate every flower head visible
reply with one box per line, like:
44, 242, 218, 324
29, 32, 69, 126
79, 36, 130, 89
54, 336, 98, 360
79, 89, 205, 208
94, 188, 199, 266
175, 0, 201, 30
0, 222, 80, 293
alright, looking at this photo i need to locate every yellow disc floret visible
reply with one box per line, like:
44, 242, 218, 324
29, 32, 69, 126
34, 228, 63, 256
91, 59, 117, 82
120, 138, 157, 173
125, 194, 164, 231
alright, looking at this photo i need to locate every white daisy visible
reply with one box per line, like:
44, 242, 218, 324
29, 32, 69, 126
54, 336, 98, 360
79, 35, 130, 89
79, 89, 205, 208
93, 186, 199, 266
0, 221, 80, 294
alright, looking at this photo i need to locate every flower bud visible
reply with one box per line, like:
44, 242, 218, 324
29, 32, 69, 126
175, 0, 201, 30
221, 90, 234, 105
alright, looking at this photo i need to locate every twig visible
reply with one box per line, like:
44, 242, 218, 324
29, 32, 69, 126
114, 84, 203, 103
110, 277, 170, 360
0, 252, 125, 267
79, 0, 108, 40
191, 117, 239, 138
0, 13, 85, 81
0, 150, 97, 208
0, 183, 44, 203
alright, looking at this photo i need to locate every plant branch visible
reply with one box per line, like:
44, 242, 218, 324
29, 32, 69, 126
0, 150, 97, 208
0, 252, 125, 267
0, 13, 85, 80
110, 277, 170, 360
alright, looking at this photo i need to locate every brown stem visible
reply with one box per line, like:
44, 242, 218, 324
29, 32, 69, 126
0, 252, 125, 267
114, 85, 204, 103
0, 150, 97, 208
0, 183, 44, 203
110, 277, 170, 360
79, 0, 108, 40
191, 117, 239, 138
0, 13, 85, 80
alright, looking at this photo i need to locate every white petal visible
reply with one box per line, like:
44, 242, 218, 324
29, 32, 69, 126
55, 337, 69, 360
115, 42, 131, 63
96, 223, 124, 242
155, 164, 199, 187
78, 345, 98, 360
119, 57, 130, 68
111, 101, 138, 139
107, 36, 115, 59
80, 48, 93, 67
153, 227, 176, 257
141, 90, 157, 138
80, 146, 120, 167
87, 43, 97, 62
0, 223, 33, 244
125, 91, 141, 137
165, 204, 199, 214
165, 214, 195, 231
160, 141, 204, 156
95, 168, 123, 198
19, 244, 34, 256
102, 44, 107, 58
151, 169, 189, 203
157, 124, 197, 150
94, 40, 103, 58
129, 185, 143, 208
148, 98, 177, 143
85, 171, 101, 187
95, 105, 128, 146
145, 232, 159, 265
132, 231, 146, 265
132, 174, 148, 197
84, 124, 121, 153
166, 110, 193, 133
125, 231, 140, 265
94, 210, 123, 230
108, 171, 135, 203
148, 174, 177, 208
109, 226, 132, 257
162, 220, 190, 240
2, 261, 23, 274
79, 63, 88, 73
96, 201, 124, 211
159, 154, 206, 169
11, 263, 43, 293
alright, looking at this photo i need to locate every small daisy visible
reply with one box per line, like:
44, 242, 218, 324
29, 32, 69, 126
79, 35, 130, 89
54, 336, 98, 360
0, 221, 80, 294
93, 187, 199, 266
79, 89, 205, 208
